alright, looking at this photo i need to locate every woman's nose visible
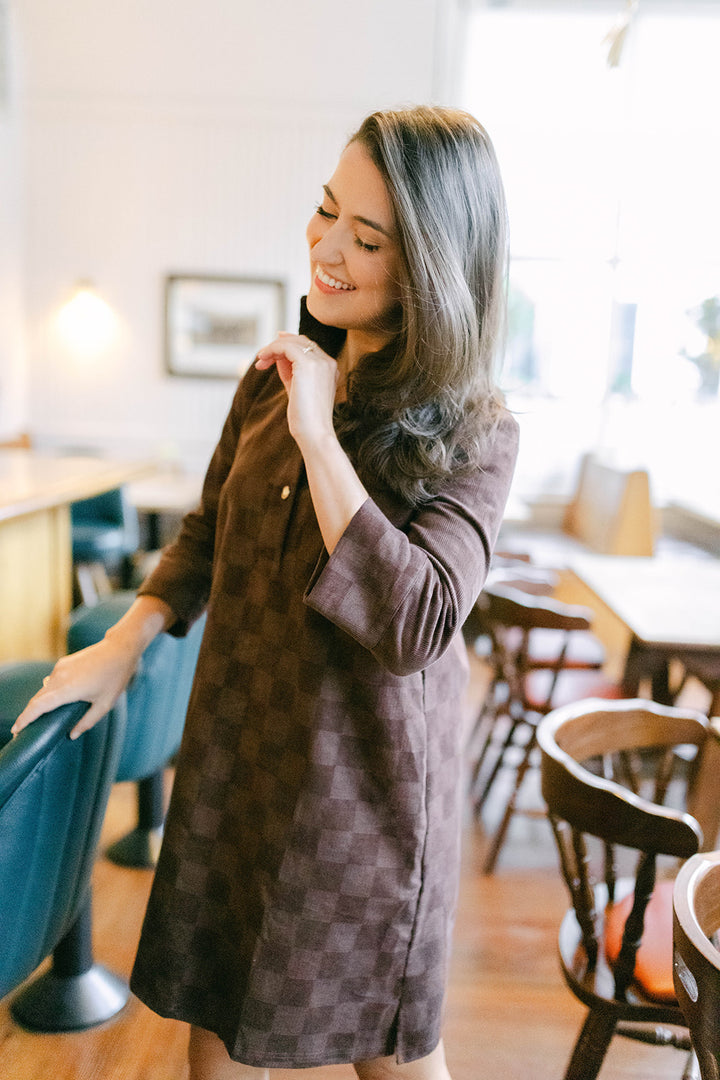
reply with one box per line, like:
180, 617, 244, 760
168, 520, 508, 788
311, 226, 343, 265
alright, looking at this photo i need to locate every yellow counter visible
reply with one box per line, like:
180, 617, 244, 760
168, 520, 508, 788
0, 450, 153, 661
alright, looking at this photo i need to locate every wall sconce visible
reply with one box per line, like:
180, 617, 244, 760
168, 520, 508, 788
56, 280, 117, 356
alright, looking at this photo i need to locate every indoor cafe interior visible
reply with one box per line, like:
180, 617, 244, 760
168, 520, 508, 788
1, 2, 719, 1079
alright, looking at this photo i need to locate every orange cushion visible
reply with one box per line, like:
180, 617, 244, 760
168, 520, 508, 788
604, 878, 676, 1002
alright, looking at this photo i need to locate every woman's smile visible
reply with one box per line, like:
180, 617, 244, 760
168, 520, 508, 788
314, 266, 356, 292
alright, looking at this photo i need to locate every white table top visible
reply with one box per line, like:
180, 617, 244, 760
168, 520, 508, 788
569, 554, 720, 651
0, 449, 155, 524
126, 471, 203, 515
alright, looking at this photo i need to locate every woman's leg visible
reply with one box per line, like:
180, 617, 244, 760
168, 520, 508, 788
187, 1025, 269, 1080
354, 1039, 452, 1080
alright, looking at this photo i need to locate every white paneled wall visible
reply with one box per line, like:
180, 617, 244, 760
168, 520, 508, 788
13, 0, 455, 472
0, 2, 24, 439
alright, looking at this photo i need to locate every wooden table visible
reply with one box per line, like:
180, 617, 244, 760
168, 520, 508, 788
0, 450, 154, 661
562, 554, 720, 703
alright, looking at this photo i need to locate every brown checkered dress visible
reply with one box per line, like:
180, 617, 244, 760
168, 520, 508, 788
130, 306, 519, 1067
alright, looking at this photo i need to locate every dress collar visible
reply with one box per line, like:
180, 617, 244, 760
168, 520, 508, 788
298, 296, 346, 360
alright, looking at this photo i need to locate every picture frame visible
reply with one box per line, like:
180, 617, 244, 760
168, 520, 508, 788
164, 274, 286, 379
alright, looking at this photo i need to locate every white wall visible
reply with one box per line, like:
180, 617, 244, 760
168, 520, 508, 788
15, 0, 454, 473
0, 3, 24, 440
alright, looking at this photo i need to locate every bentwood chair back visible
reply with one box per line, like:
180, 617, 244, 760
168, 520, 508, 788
674, 850, 720, 1080
538, 697, 720, 1080
0, 663, 128, 1029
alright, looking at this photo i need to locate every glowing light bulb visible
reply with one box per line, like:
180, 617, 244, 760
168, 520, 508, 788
56, 282, 117, 356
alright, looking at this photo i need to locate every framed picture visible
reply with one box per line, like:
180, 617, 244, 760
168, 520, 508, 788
164, 274, 286, 379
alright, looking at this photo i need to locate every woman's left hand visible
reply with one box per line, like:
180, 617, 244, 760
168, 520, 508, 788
255, 328, 341, 447
255, 332, 367, 553
255, 333, 340, 450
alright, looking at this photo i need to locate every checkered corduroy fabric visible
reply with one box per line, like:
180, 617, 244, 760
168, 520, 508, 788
130, 318, 519, 1068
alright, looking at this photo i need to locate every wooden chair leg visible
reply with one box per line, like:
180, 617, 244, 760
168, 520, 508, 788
468, 693, 503, 790
482, 726, 538, 875
562, 1010, 617, 1080
474, 709, 530, 813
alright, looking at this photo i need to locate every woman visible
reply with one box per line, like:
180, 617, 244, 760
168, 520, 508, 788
14, 106, 518, 1080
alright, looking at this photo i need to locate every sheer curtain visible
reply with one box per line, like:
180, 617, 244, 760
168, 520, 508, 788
458, 0, 720, 513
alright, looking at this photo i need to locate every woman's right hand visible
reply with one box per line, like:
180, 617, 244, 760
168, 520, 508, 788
11, 636, 141, 741
11, 595, 174, 740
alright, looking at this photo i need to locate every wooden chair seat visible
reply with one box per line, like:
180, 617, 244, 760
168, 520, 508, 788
605, 878, 676, 1002
539, 698, 720, 1080
560, 884, 682, 1020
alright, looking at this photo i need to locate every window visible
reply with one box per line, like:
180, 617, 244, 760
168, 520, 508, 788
461, 1, 720, 510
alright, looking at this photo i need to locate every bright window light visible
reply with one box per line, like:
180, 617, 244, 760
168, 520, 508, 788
461, 4, 720, 510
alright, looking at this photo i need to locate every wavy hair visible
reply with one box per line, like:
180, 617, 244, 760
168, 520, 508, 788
334, 105, 509, 505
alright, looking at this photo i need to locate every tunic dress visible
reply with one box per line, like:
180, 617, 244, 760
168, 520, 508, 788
130, 303, 519, 1068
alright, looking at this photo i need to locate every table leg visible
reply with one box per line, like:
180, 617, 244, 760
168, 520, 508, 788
622, 638, 672, 704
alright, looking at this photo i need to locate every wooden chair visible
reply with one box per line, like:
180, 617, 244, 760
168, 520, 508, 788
674, 849, 720, 1080
469, 582, 617, 874
538, 698, 720, 1080
499, 453, 657, 566
562, 453, 656, 556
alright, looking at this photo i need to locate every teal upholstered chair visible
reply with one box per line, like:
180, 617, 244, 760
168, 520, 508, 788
0, 662, 128, 1030
71, 487, 140, 604
68, 591, 205, 867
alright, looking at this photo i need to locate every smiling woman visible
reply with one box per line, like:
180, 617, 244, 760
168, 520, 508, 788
306, 140, 402, 357
13, 105, 519, 1080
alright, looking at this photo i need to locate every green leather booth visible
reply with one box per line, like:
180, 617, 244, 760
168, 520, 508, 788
0, 663, 128, 1030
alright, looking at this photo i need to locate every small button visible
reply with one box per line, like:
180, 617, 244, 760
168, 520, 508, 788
280, 485, 291, 500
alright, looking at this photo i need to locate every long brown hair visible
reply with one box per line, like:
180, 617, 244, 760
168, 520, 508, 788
335, 105, 509, 505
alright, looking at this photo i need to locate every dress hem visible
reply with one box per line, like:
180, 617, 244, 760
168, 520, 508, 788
130, 989, 440, 1069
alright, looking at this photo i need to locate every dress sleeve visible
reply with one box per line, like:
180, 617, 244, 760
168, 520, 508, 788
136, 375, 251, 635
303, 411, 519, 676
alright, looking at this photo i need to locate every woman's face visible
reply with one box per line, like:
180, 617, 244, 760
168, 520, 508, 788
306, 140, 402, 349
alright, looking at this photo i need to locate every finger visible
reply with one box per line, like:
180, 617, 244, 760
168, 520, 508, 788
69, 702, 110, 740
11, 690, 53, 734
11, 686, 71, 735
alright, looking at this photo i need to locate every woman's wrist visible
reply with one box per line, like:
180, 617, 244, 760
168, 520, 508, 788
104, 595, 175, 658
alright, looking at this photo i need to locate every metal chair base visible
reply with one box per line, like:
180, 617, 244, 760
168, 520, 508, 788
10, 965, 129, 1032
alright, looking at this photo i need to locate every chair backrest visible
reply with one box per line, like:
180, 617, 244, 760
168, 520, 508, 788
0, 700, 125, 999
481, 582, 593, 634
538, 698, 716, 1003
562, 453, 656, 556
68, 592, 205, 782
71, 487, 140, 553
674, 850, 720, 1080
476, 582, 597, 713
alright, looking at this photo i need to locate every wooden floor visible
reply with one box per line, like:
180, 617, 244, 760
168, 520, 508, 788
0, 652, 697, 1080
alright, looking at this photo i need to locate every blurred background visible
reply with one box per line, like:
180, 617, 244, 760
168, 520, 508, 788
1, 0, 718, 510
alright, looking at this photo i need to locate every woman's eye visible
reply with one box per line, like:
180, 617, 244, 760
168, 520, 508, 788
355, 237, 380, 253
315, 205, 336, 220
